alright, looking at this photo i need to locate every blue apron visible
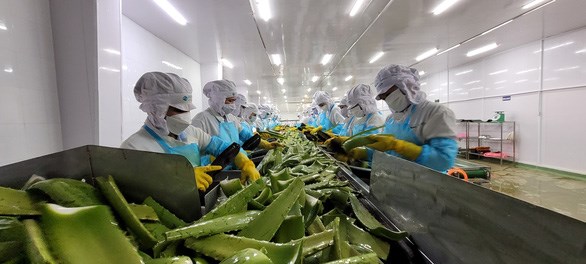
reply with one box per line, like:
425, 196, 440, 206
338, 116, 355, 137
350, 113, 378, 136
241, 121, 254, 136
202, 116, 241, 166
144, 125, 200, 166
383, 106, 422, 157
319, 104, 336, 130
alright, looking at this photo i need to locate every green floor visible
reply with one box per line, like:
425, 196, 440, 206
467, 159, 586, 223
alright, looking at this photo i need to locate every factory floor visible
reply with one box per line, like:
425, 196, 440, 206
467, 159, 586, 223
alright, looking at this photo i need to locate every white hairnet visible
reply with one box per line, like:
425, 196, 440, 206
233, 93, 247, 116
312, 91, 332, 105
339, 94, 349, 106
374, 64, 426, 104
203, 79, 237, 115
241, 103, 259, 119
134, 72, 195, 135
347, 84, 378, 114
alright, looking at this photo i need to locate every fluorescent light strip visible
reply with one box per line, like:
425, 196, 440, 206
270, 54, 282, 65
0, 22, 6, 31
489, 69, 508, 75
153, 0, 187, 25
464, 80, 481, 85
244, 79, 252, 85
332, 87, 338, 91
307, 88, 312, 92
494, 80, 507, 84
321, 54, 333, 65
162, 60, 183, 70
455, 69, 473, 75
255, 0, 272, 21
277, 77, 285, 85
281, 89, 286, 93
416, 48, 438, 61
522, 0, 556, 15
466, 43, 499, 57
349, 0, 365, 16
103, 48, 121, 55
419, 71, 426, 76
221, 59, 234, 69
4, 67, 13, 73
369, 51, 384, 63
256, 90, 261, 94
345, 75, 353, 81
420, 82, 427, 86
514, 79, 528, 83
554, 66, 580, 72
311, 76, 319, 82
99, 67, 120, 72
516, 68, 538, 74
481, 19, 513, 36
522, 0, 547, 9
432, 0, 460, 15
576, 49, 586, 54
436, 44, 460, 56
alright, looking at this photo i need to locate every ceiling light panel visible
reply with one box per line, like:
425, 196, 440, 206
311, 76, 319, 82
270, 54, 282, 65
277, 77, 285, 85
349, 0, 365, 17
153, 0, 188, 25
416, 48, 439, 61
369, 52, 384, 63
345, 75, 353, 81
321, 54, 333, 65
466, 43, 499, 57
221, 58, 234, 68
522, 0, 547, 9
255, 0, 272, 21
244, 79, 252, 85
432, 0, 460, 15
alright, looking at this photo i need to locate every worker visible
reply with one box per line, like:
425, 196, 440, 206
346, 84, 384, 136
120, 72, 260, 191
231, 93, 247, 120
348, 64, 458, 172
191, 80, 280, 150
311, 91, 344, 132
241, 103, 259, 133
339, 95, 350, 119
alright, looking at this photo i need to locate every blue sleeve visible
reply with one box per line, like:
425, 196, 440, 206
239, 123, 254, 142
204, 136, 232, 157
331, 124, 344, 135
414, 138, 458, 172
366, 137, 457, 172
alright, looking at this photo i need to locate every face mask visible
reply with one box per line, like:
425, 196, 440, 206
384, 89, 410, 112
320, 104, 328, 112
222, 103, 236, 115
349, 105, 365, 118
340, 107, 349, 118
166, 112, 191, 135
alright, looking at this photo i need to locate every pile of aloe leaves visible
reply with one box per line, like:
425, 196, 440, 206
0, 131, 407, 264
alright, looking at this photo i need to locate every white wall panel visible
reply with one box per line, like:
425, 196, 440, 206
542, 29, 586, 90
0, 0, 62, 166
121, 16, 202, 140
447, 100, 484, 120
541, 88, 586, 174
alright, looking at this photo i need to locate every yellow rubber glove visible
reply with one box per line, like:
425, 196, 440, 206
333, 153, 349, 163
302, 126, 315, 133
347, 147, 368, 161
364, 135, 397, 152
365, 135, 422, 161
193, 165, 222, 191
310, 126, 323, 135
234, 152, 261, 183
258, 139, 283, 150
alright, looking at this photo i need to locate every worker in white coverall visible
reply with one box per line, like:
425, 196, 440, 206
120, 72, 260, 191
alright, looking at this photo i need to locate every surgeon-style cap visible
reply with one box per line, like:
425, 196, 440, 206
312, 91, 332, 105
134, 72, 196, 112
241, 103, 259, 118
134, 72, 195, 136
374, 64, 426, 104
347, 84, 378, 114
203, 79, 237, 115
339, 94, 349, 106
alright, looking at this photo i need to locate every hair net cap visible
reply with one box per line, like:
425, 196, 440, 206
347, 84, 378, 114
134, 72, 196, 112
203, 80, 237, 99
312, 91, 332, 105
241, 103, 259, 118
339, 95, 349, 106
374, 64, 426, 104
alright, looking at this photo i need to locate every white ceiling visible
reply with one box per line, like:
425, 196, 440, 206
122, 0, 586, 113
